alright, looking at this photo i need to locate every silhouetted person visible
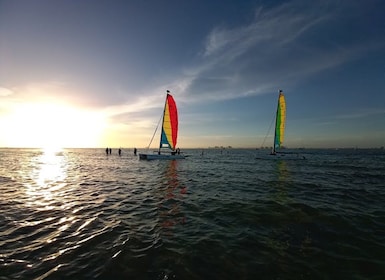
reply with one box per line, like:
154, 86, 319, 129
106, 147, 109, 155
109, 148, 112, 155
118, 148, 121, 156
134, 147, 137, 156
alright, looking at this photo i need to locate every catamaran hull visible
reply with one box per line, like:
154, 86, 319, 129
139, 153, 185, 160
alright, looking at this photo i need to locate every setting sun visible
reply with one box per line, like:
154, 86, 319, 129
0, 102, 106, 148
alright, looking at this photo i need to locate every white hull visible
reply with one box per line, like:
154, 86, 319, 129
139, 153, 185, 160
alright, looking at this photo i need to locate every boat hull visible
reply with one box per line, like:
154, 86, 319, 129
139, 153, 185, 160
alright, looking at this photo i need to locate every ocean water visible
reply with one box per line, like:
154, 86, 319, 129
0, 148, 384, 280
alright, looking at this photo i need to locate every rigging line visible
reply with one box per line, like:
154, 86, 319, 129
261, 114, 275, 148
146, 113, 163, 150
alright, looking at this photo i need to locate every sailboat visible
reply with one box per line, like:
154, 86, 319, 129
139, 91, 185, 160
271, 90, 286, 155
259, 90, 305, 160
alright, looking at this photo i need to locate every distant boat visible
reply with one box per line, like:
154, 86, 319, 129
258, 90, 305, 160
139, 91, 185, 160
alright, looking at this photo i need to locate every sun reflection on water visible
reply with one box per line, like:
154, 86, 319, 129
25, 148, 68, 208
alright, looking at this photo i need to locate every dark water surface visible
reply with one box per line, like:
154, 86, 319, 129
0, 148, 384, 279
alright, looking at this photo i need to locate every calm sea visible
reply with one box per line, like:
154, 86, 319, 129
0, 148, 384, 280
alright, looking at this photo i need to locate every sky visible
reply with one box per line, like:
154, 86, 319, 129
1, 0, 384, 149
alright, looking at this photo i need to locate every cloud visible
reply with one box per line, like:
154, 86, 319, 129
0, 87, 13, 97
334, 109, 385, 120
1, 81, 125, 109
2, 81, 71, 102
115, 1, 381, 123
202, 4, 326, 58
312, 108, 385, 129
181, 0, 384, 102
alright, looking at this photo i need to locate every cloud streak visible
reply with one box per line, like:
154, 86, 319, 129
0, 87, 13, 97
179, 0, 384, 102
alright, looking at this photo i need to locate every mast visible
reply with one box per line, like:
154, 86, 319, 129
272, 90, 283, 154
158, 90, 170, 154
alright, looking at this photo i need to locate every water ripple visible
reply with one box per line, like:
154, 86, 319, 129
0, 148, 384, 279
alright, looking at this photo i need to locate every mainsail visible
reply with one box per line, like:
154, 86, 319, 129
159, 92, 178, 151
273, 90, 286, 153
139, 90, 185, 160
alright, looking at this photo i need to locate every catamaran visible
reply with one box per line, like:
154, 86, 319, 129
258, 90, 305, 160
271, 90, 286, 156
139, 91, 185, 160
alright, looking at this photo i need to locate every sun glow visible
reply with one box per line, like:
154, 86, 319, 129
0, 102, 106, 148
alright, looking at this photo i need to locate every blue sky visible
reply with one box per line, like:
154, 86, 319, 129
0, 0, 384, 149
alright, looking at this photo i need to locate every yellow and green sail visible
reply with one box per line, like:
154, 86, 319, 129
160, 92, 178, 151
273, 90, 286, 153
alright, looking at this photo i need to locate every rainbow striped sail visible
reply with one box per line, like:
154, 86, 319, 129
273, 90, 286, 153
160, 92, 178, 151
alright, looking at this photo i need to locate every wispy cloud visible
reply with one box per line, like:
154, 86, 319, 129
180, 0, 384, 102
202, 4, 326, 58
0, 87, 13, 97
313, 108, 385, 127
1, 81, 70, 102
334, 108, 385, 120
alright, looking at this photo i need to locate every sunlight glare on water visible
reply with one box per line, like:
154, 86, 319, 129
24, 148, 68, 210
